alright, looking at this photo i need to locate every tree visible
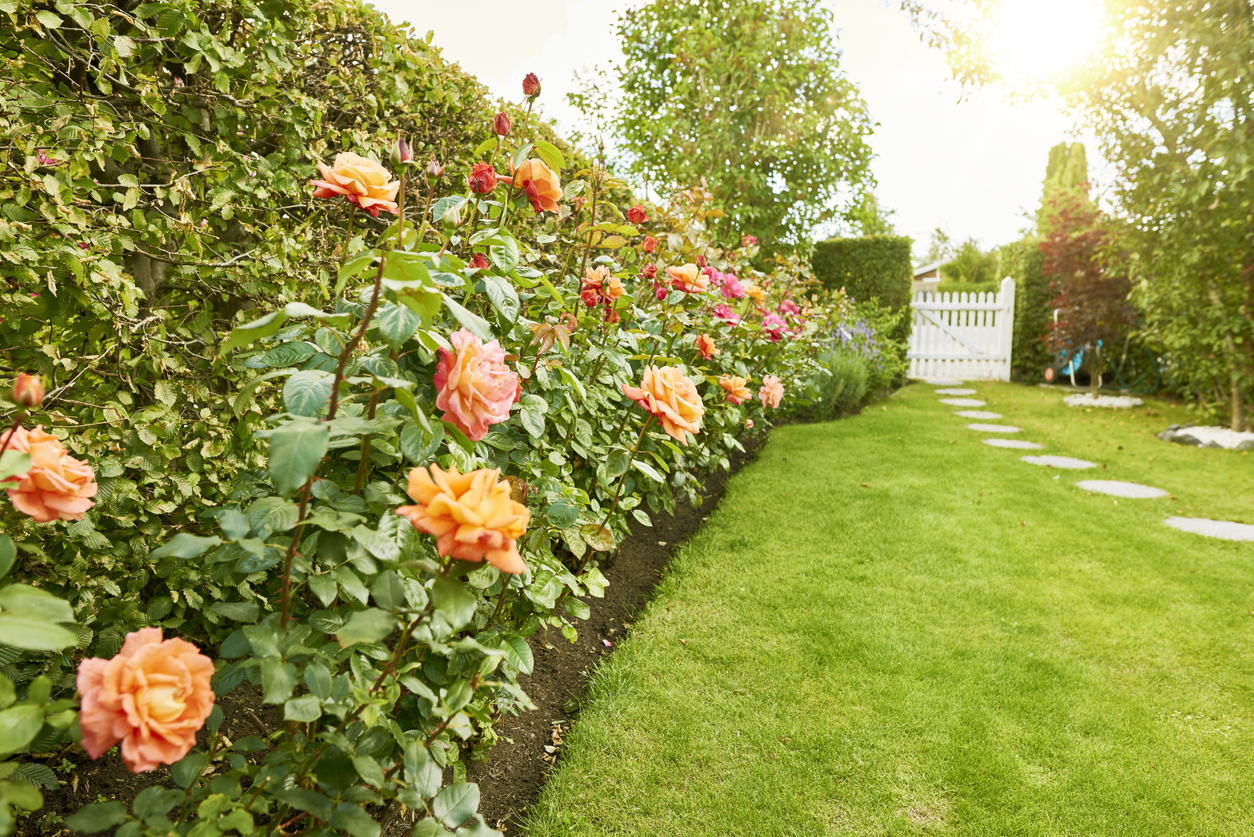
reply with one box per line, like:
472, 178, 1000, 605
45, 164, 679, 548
921, 227, 953, 265
940, 238, 999, 284
1040, 192, 1137, 395
852, 193, 899, 237
599, 0, 875, 251
1038, 141, 1091, 237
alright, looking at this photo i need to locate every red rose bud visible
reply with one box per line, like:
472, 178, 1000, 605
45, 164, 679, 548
580, 288, 601, 308
471, 252, 489, 269
468, 162, 498, 194
390, 136, 413, 168
642, 263, 657, 279
603, 304, 620, 324
522, 73, 541, 98
494, 112, 512, 136
695, 255, 707, 268
11, 373, 44, 409
642, 236, 657, 254
628, 205, 648, 225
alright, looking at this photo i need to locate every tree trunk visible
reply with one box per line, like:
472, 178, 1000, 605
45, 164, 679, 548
1225, 333, 1247, 431
1090, 343, 1102, 396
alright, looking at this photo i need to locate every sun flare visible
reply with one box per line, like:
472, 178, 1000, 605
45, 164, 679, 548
992, 0, 1102, 79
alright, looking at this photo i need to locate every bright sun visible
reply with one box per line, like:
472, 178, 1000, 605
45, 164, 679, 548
992, 0, 1102, 79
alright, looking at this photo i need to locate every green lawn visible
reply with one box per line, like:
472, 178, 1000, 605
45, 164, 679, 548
523, 382, 1254, 836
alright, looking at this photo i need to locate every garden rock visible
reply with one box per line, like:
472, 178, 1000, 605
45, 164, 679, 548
1157, 424, 1254, 450
956, 410, 1003, 419
1020, 455, 1097, 469
1063, 393, 1144, 409
983, 439, 1043, 449
1164, 517, 1254, 541
1075, 480, 1168, 498
967, 423, 1021, 433
940, 398, 986, 407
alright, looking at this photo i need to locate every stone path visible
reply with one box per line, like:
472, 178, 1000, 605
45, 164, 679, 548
926, 381, 1253, 543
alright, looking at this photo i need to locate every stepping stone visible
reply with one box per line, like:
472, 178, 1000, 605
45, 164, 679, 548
983, 439, 1043, 450
1020, 455, 1097, 469
923, 377, 964, 386
1076, 480, 1168, 498
1164, 517, 1254, 542
1064, 393, 1144, 409
935, 388, 977, 395
940, 398, 986, 407
967, 423, 1020, 433
956, 410, 1002, 419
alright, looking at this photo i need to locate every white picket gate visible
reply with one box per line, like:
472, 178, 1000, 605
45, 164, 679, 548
908, 276, 1016, 381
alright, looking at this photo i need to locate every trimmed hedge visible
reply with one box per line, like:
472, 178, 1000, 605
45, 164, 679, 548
810, 235, 913, 311
1001, 238, 1053, 380
936, 280, 1000, 296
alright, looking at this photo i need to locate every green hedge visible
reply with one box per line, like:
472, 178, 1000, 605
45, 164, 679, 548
0, 0, 584, 668
1001, 238, 1053, 380
810, 235, 913, 311
936, 280, 1000, 296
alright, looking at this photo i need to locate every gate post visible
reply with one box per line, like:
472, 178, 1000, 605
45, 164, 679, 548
998, 276, 1016, 381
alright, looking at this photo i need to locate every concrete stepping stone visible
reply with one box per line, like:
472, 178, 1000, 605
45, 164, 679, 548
1076, 480, 1168, 499
935, 388, 977, 395
983, 439, 1043, 450
1164, 517, 1254, 541
956, 410, 1002, 419
1020, 455, 1097, 469
940, 398, 986, 407
967, 423, 1020, 433
923, 378, 965, 386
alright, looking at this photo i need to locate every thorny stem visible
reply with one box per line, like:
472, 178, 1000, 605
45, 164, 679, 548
599, 415, 653, 531
327, 255, 387, 420
577, 165, 600, 281
424, 674, 479, 745
279, 479, 313, 629
352, 388, 383, 494
0, 413, 24, 460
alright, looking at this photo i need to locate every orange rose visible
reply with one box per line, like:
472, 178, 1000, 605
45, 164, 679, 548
512, 159, 562, 213
77, 628, 215, 774
582, 266, 624, 303
396, 465, 530, 574
1, 426, 96, 522
759, 374, 784, 409
743, 281, 765, 304
719, 375, 751, 405
695, 334, 719, 360
621, 365, 704, 445
310, 152, 400, 217
434, 329, 521, 442
665, 264, 709, 295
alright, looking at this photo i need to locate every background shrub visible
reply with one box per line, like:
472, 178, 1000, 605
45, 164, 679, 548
810, 235, 913, 311
806, 349, 869, 421
1001, 238, 1052, 381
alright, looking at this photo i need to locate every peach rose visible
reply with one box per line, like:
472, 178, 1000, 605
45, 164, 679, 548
581, 266, 624, 303
310, 152, 400, 217
1, 426, 96, 522
396, 465, 530, 574
512, 159, 562, 213
621, 365, 704, 445
665, 264, 709, 295
434, 329, 521, 442
695, 334, 719, 360
719, 375, 751, 405
759, 375, 784, 409
11, 373, 44, 408
77, 628, 215, 774
743, 281, 765, 304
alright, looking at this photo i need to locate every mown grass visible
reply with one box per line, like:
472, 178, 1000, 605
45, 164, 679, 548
523, 382, 1254, 836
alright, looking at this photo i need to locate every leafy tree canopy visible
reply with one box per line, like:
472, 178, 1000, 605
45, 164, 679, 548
594, 0, 875, 252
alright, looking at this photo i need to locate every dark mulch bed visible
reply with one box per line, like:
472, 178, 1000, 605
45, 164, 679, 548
19, 436, 765, 836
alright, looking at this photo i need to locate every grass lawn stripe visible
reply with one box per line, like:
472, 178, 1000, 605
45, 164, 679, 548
524, 383, 1254, 836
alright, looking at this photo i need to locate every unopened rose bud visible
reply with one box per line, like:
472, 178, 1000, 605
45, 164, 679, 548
628, 205, 648, 225
11, 373, 44, 409
426, 159, 446, 182
471, 252, 489, 269
390, 136, 413, 168
523, 73, 541, 98
468, 162, 498, 194
642, 263, 657, 279
441, 201, 463, 230
494, 112, 512, 136
696, 255, 707, 268
642, 236, 657, 254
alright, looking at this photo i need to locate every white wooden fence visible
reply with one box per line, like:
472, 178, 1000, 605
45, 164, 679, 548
908, 276, 1016, 381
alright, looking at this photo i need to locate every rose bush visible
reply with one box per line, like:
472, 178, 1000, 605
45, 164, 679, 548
0, 2, 904, 834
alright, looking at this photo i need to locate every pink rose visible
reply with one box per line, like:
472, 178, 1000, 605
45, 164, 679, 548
77, 629, 215, 773
713, 304, 741, 326
434, 329, 521, 441
721, 273, 745, 300
759, 375, 784, 409
761, 313, 787, 342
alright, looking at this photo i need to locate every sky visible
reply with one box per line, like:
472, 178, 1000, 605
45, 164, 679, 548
370, 0, 1102, 257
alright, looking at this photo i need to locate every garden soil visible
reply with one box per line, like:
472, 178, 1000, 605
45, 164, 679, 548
18, 438, 764, 837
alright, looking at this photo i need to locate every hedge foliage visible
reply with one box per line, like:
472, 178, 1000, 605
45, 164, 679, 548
810, 235, 913, 311
1001, 238, 1052, 381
